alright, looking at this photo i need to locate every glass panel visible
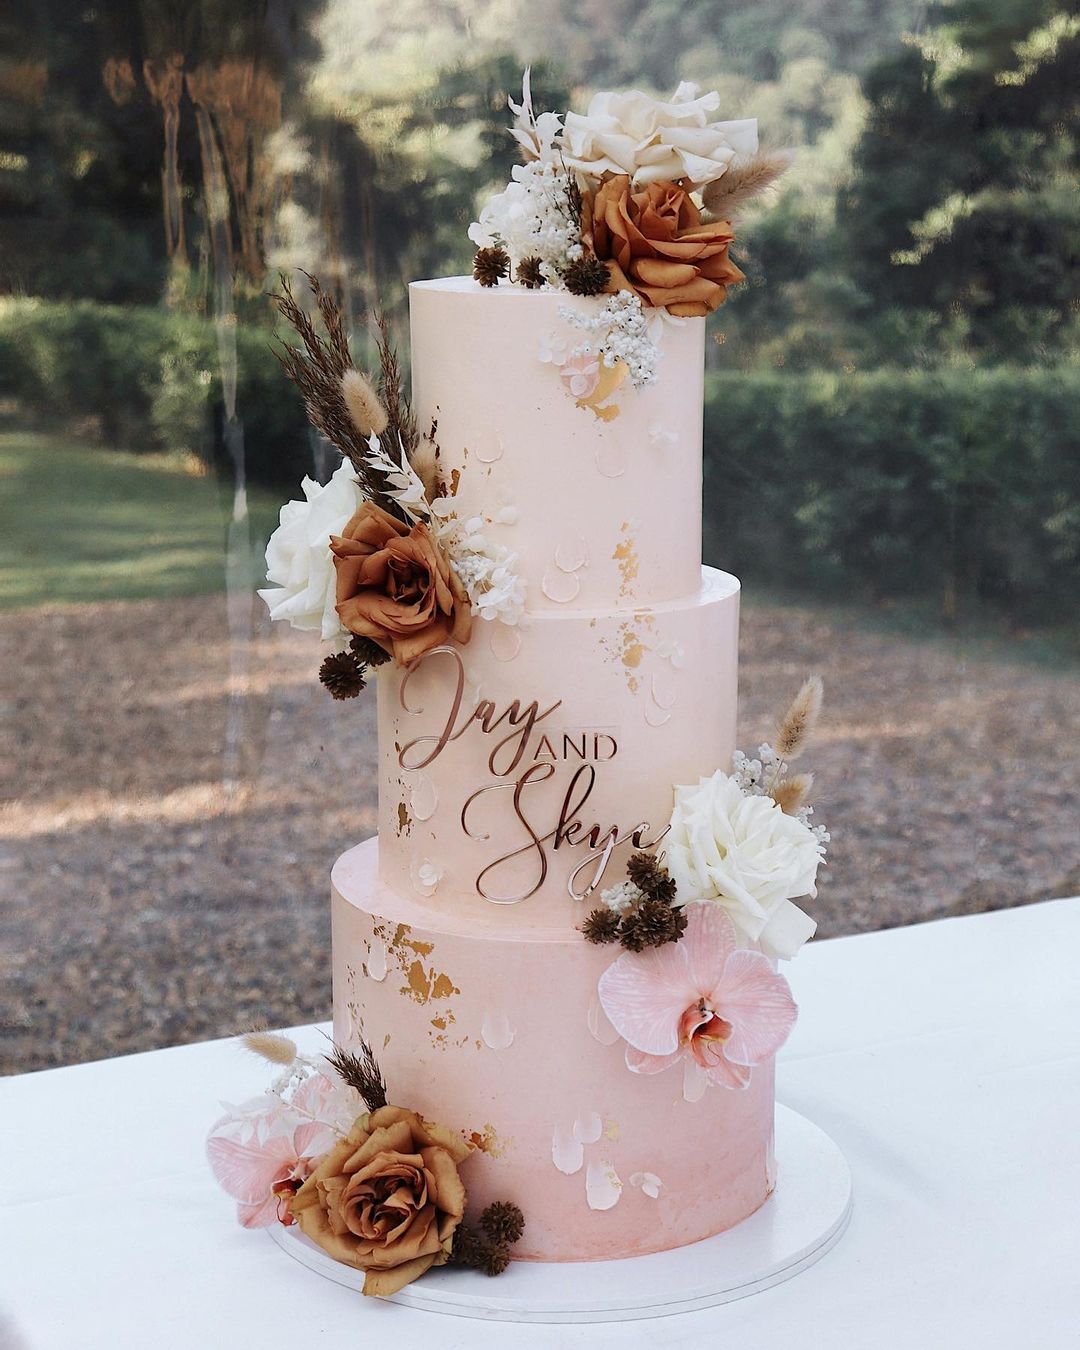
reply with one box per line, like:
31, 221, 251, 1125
2, 2, 1076, 1072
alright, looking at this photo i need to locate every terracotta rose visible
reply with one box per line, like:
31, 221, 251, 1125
588, 175, 744, 317
289, 1105, 473, 1297
330, 501, 471, 666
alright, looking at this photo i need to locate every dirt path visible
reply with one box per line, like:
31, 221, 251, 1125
3, 592, 1078, 1073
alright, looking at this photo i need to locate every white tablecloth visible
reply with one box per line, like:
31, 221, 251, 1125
3, 899, 1078, 1349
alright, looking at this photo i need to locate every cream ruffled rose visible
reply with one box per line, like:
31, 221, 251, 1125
289, 1105, 472, 1298
562, 82, 757, 189
258, 460, 361, 641
665, 771, 822, 959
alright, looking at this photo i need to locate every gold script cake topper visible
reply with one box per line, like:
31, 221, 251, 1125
397, 647, 666, 904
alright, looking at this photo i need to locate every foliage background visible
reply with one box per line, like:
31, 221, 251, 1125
2, 0, 1076, 628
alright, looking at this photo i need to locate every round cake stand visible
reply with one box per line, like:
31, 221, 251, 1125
268, 1104, 852, 1324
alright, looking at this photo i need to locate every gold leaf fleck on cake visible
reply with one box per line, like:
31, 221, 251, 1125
397, 802, 412, 835
449, 467, 462, 496
612, 522, 639, 600
603, 1118, 621, 1142
468, 1124, 511, 1158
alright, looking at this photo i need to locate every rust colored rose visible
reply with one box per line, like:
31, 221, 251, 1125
588, 174, 744, 317
289, 1105, 473, 1297
330, 501, 471, 666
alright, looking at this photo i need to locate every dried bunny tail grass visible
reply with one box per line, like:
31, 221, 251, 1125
341, 369, 388, 439
771, 772, 814, 815
241, 1031, 298, 1066
701, 149, 794, 220
408, 438, 440, 502
775, 676, 824, 761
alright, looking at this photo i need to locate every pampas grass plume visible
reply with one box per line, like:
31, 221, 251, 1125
701, 149, 794, 219
341, 369, 389, 439
775, 676, 823, 760
241, 1031, 298, 1066
771, 772, 814, 815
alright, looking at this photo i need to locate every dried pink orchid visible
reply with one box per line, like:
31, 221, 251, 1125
206, 1073, 342, 1228
597, 903, 797, 1089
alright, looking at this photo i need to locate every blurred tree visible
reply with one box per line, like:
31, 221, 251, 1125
837, 0, 1080, 337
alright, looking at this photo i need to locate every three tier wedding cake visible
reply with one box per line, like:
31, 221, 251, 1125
209, 73, 830, 1298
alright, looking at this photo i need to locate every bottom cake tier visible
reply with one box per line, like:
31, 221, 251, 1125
332, 839, 778, 1262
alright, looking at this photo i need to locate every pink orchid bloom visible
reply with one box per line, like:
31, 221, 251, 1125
597, 903, 797, 1090
206, 1074, 341, 1228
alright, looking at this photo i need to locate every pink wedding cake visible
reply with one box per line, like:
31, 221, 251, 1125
219, 75, 830, 1294
333, 277, 766, 1261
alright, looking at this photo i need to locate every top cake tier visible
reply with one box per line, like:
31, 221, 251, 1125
409, 278, 705, 614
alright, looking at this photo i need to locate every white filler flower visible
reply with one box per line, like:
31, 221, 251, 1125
665, 770, 823, 959
257, 460, 361, 641
561, 82, 758, 189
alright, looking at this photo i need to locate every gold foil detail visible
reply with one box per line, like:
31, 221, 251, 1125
578, 359, 627, 421
468, 1124, 511, 1157
397, 802, 412, 835
613, 522, 639, 600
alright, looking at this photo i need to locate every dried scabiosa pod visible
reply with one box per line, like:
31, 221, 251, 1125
473, 246, 510, 287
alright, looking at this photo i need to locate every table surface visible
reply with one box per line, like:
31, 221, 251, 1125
3, 899, 1078, 1350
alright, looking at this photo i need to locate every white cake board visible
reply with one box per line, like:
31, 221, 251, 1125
268, 1105, 851, 1323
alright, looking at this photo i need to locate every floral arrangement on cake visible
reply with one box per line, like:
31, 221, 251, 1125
470, 71, 790, 318
207, 1030, 525, 1297
257, 274, 526, 699
470, 71, 790, 409
582, 678, 830, 1091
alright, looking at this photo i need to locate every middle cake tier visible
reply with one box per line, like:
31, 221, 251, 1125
377, 566, 739, 934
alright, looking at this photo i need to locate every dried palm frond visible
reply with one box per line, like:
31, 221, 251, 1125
272, 274, 399, 513
374, 311, 419, 459
325, 1039, 388, 1111
771, 772, 814, 815
701, 149, 794, 220
241, 1031, 298, 1066
775, 676, 824, 761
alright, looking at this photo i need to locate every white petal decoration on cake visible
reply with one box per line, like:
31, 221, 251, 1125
650, 672, 677, 710
475, 438, 503, 464
648, 422, 679, 452
541, 568, 581, 603
481, 1010, 516, 1050
630, 1171, 663, 1200
586, 1160, 623, 1211
495, 504, 519, 525
489, 623, 523, 662
573, 1111, 603, 1145
409, 774, 438, 822
595, 441, 628, 478
644, 700, 672, 728
657, 638, 686, 668
552, 1123, 584, 1175
410, 858, 443, 897
555, 533, 590, 573
365, 938, 388, 982
586, 992, 622, 1046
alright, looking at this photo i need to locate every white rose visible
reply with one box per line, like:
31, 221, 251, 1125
257, 459, 361, 642
561, 81, 757, 189
665, 771, 822, 959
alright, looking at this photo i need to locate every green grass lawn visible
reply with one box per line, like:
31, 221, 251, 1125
0, 431, 284, 608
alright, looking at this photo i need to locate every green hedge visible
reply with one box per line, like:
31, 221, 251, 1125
2, 302, 1076, 619
703, 368, 1080, 621
0, 301, 311, 488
